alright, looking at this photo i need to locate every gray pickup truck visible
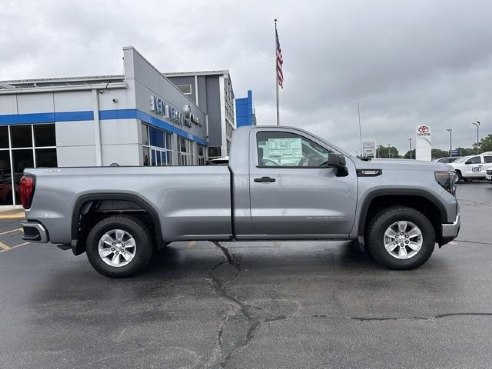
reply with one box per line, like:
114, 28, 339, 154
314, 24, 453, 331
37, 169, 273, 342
21, 126, 460, 278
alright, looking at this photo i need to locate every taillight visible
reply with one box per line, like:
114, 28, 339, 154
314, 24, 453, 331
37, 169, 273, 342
20, 175, 35, 209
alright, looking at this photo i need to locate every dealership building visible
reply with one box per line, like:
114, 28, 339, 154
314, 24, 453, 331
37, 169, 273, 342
0, 47, 254, 206
164, 71, 237, 158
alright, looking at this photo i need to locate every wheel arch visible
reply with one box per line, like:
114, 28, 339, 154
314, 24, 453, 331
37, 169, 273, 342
358, 190, 447, 245
71, 193, 163, 255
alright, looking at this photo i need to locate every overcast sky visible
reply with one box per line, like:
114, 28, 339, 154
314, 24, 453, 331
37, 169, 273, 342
1, 0, 492, 155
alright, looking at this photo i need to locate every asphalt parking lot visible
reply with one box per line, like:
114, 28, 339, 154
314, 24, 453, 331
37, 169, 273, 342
1, 182, 492, 369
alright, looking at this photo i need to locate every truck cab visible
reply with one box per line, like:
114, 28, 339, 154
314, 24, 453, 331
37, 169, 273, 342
229, 126, 356, 239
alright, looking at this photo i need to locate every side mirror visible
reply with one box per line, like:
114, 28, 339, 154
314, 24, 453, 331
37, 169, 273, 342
324, 153, 346, 167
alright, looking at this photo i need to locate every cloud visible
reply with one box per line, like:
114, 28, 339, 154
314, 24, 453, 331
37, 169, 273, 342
1, 0, 492, 154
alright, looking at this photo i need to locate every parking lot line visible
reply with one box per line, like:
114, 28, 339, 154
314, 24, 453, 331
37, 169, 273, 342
0, 242, 31, 253
10, 242, 31, 250
0, 228, 22, 236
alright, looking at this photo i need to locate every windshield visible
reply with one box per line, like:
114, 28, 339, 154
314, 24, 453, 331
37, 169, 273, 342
453, 157, 469, 163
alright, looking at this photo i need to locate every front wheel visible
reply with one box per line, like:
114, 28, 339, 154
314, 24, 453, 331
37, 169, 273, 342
366, 207, 435, 270
86, 215, 154, 278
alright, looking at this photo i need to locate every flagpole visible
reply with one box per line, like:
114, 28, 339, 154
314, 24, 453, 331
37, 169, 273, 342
275, 19, 280, 126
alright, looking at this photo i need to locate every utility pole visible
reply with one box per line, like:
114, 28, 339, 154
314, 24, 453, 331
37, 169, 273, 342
446, 128, 452, 155
472, 121, 480, 154
358, 102, 362, 157
387, 143, 391, 158
408, 138, 412, 159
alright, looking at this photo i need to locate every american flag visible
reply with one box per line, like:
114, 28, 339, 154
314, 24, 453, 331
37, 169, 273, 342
276, 27, 284, 88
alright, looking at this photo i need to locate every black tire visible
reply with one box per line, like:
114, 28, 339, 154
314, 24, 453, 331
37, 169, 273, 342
86, 215, 154, 278
366, 206, 435, 270
455, 170, 463, 182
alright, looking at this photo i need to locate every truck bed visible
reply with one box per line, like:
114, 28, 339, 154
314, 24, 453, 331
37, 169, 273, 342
25, 166, 232, 245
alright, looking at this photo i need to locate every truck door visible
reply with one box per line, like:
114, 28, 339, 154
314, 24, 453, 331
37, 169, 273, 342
464, 155, 482, 178
249, 129, 357, 237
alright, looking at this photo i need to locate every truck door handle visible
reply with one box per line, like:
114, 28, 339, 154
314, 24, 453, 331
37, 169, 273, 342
254, 176, 276, 183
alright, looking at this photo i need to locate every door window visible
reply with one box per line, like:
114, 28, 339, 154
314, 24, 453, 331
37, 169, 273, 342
256, 131, 330, 167
466, 156, 481, 164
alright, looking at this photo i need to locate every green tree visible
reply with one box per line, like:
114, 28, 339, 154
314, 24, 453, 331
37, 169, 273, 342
377, 145, 400, 158
431, 149, 449, 159
477, 134, 492, 153
404, 149, 416, 159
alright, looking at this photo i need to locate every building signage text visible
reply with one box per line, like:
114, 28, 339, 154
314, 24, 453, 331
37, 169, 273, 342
150, 95, 201, 128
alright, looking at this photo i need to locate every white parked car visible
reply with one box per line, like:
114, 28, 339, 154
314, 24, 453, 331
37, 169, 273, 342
449, 153, 492, 181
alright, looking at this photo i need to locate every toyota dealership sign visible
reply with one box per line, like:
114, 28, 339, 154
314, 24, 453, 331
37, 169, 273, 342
416, 124, 432, 161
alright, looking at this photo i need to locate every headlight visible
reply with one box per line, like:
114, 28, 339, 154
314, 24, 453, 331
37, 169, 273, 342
435, 171, 458, 196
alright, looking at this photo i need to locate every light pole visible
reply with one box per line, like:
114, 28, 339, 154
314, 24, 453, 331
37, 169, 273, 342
387, 143, 391, 158
472, 121, 480, 154
446, 128, 452, 155
358, 102, 363, 158
408, 138, 412, 159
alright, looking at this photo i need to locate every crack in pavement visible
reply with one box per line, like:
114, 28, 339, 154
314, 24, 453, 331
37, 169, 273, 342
206, 242, 261, 368
214, 242, 241, 272
311, 312, 492, 322
264, 315, 288, 323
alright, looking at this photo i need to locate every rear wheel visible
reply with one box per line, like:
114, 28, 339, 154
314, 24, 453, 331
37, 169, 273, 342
86, 215, 154, 278
367, 207, 435, 270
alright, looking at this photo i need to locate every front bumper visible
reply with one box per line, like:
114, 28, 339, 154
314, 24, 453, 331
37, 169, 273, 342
441, 212, 460, 245
21, 221, 49, 243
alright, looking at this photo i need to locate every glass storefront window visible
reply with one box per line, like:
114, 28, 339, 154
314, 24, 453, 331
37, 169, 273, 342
0, 127, 8, 148
35, 148, 57, 167
12, 149, 34, 174
166, 133, 173, 150
178, 137, 193, 165
142, 146, 150, 166
141, 124, 149, 146
141, 122, 173, 166
1, 123, 57, 206
12, 149, 34, 204
198, 145, 206, 165
0, 150, 13, 205
149, 127, 164, 147
161, 151, 171, 166
151, 150, 157, 166
34, 124, 56, 147
208, 147, 221, 159
11, 125, 32, 148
